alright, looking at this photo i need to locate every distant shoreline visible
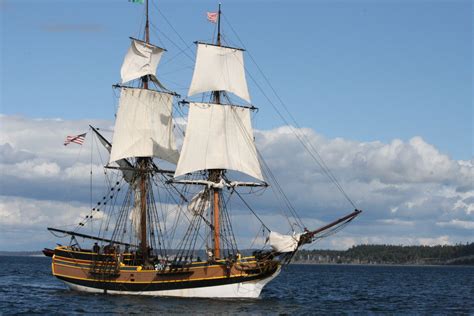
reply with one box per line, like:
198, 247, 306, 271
291, 261, 474, 267
293, 243, 474, 266
1, 254, 472, 267
2, 243, 473, 266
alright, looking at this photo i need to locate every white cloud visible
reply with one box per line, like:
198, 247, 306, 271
417, 235, 451, 246
0, 114, 473, 250
378, 219, 414, 226
436, 220, 474, 230
0, 143, 35, 163
452, 192, 474, 215
253, 126, 473, 226
256, 127, 472, 187
14, 160, 61, 178
0, 195, 87, 228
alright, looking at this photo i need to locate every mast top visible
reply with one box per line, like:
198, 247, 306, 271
143, 0, 150, 90
186, 4, 251, 102
145, 0, 150, 44
217, 3, 222, 46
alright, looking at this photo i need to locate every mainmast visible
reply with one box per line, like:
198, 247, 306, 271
175, 3, 261, 259
210, 3, 222, 259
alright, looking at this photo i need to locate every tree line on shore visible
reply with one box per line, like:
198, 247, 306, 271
293, 243, 474, 265
2, 243, 474, 265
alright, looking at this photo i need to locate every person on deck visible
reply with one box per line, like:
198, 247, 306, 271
206, 248, 214, 262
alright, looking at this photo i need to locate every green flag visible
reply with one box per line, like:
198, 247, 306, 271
129, 0, 144, 4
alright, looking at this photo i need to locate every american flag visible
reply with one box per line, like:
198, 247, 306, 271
64, 133, 86, 146
207, 12, 218, 24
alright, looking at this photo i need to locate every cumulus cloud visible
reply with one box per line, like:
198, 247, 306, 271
378, 219, 415, 226
0, 195, 91, 250
0, 196, 86, 228
257, 126, 472, 187
253, 127, 473, 221
0, 114, 472, 250
436, 220, 474, 230
0, 143, 35, 163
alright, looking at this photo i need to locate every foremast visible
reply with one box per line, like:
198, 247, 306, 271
108, 0, 179, 263
138, 0, 151, 262
210, 3, 223, 259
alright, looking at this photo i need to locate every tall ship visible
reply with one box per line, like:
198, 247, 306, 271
45, 1, 361, 298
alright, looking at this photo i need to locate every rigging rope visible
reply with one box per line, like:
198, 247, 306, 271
222, 14, 357, 210
228, 91, 305, 230
232, 189, 270, 232
57, 8, 362, 255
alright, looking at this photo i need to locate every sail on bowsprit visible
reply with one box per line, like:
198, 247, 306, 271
45, 1, 361, 299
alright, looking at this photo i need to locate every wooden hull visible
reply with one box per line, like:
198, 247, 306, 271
51, 247, 280, 298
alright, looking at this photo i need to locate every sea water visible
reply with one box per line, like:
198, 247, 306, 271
0, 256, 472, 314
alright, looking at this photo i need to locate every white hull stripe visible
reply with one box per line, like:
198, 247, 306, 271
62, 267, 281, 298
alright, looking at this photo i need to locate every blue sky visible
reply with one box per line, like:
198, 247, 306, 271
0, 0, 472, 251
1, 0, 471, 159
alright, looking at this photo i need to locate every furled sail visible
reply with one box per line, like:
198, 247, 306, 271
187, 189, 210, 215
121, 38, 164, 84
268, 231, 301, 253
188, 43, 251, 103
109, 88, 179, 164
174, 102, 263, 181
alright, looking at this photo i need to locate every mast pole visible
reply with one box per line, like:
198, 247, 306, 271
217, 3, 221, 46
145, 0, 150, 44
139, 160, 148, 260
139, 0, 151, 261
211, 3, 222, 259
213, 181, 220, 258
143, 0, 150, 90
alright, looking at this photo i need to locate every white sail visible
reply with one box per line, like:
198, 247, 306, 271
188, 43, 251, 103
268, 231, 301, 253
187, 189, 210, 215
174, 102, 263, 181
131, 183, 141, 239
109, 88, 179, 164
121, 39, 164, 84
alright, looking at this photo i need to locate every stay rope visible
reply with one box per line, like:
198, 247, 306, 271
222, 14, 357, 210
